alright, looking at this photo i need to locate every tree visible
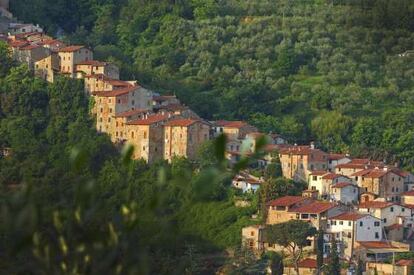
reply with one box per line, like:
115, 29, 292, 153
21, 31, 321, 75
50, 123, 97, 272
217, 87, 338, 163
327, 237, 340, 275
264, 151, 282, 179
316, 230, 324, 275
266, 251, 284, 275
264, 220, 317, 274
356, 257, 364, 275
258, 177, 304, 220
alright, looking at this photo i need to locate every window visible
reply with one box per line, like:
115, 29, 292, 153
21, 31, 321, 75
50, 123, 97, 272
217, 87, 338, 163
100, 108, 103, 113
143, 146, 146, 151
374, 221, 380, 227
144, 131, 147, 139
402, 207, 405, 212
131, 131, 134, 138
392, 187, 395, 192
355, 176, 358, 181
132, 100, 135, 105
383, 218, 387, 223
348, 221, 351, 226
339, 221, 343, 225
313, 176, 317, 181
359, 221, 363, 227
390, 207, 394, 212
375, 232, 379, 239
117, 99, 121, 104
250, 231, 255, 236
108, 118, 111, 122
109, 108, 112, 113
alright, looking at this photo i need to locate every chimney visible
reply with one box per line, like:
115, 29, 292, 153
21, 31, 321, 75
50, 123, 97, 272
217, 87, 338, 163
310, 141, 315, 150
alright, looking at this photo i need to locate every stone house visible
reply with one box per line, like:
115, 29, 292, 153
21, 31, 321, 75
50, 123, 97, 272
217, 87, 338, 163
327, 153, 351, 172
75, 60, 119, 80
13, 44, 50, 70
57, 45, 93, 77
35, 53, 59, 83
279, 144, 328, 182
308, 171, 351, 198
212, 120, 257, 140
241, 225, 265, 251
8, 23, 43, 34
126, 114, 170, 163
111, 109, 153, 143
94, 86, 152, 135
164, 119, 210, 162
351, 168, 404, 202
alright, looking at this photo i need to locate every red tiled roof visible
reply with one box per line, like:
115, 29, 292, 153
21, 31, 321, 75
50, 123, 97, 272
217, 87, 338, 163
76, 60, 108, 66
214, 120, 250, 129
328, 153, 347, 160
310, 170, 328, 176
352, 168, 401, 179
351, 158, 370, 164
402, 190, 414, 196
114, 109, 149, 118
268, 196, 306, 207
331, 182, 353, 188
127, 114, 169, 126
158, 103, 188, 111
20, 44, 41, 50
322, 173, 344, 180
279, 146, 327, 159
291, 201, 337, 214
165, 119, 205, 127
92, 86, 137, 97
8, 40, 28, 48
358, 241, 396, 249
297, 258, 317, 269
39, 39, 65, 46
402, 204, 414, 209
396, 259, 413, 266
358, 201, 396, 209
330, 212, 367, 221
387, 224, 403, 230
336, 163, 367, 169
57, 45, 84, 52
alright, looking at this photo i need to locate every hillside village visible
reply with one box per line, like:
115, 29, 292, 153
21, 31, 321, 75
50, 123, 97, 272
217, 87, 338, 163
1, 2, 414, 274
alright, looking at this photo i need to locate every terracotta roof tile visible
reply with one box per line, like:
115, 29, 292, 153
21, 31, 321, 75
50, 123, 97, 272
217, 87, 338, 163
297, 258, 317, 269
290, 201, 337, 214
268, 196, 307, 207
322, 173, 344, 180
328, 153, 348, 160
92, 86, 137, 97
358, 201, 396, 209
386, 224, 404, 230
330, 212, 367, 221
331, 182, 354, 188
19, 44, 41, 50
358, 241, 396, 249
402, 190, 414, 196
396, 259, 413, 266
114, 109, 150, 118
310, 170, 328, 176
214, 120, 251, 129
165, 119, 206, 127
57, 45, 85, 52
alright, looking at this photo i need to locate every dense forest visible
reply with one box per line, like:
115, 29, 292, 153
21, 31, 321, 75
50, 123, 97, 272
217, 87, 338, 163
10, 0, 414, 170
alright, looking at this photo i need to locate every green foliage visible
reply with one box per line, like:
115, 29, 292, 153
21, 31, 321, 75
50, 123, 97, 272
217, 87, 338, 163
316, 230, 324, 274
264, 251, 284, 275
327, 237, 341, 275
10, 0, 414, 168
264, 220, 317, 273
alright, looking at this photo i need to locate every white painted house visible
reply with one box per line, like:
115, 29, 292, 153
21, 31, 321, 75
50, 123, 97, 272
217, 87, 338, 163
328, 153, 351, 172
308, 171, 352, 198
357, 201, 410, 228
232, 172, 263, 193
327, 212, 383, 259
330, 182, 359, 205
